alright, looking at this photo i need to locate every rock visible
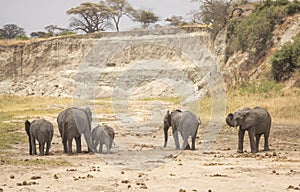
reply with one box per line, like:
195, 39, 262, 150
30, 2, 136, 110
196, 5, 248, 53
87, 174, 94, 178
53, 174, 59, 179
121, 180, 129, 184
179, 189, 186, 192
10, 175, 14, 179
30, 176, 41, 180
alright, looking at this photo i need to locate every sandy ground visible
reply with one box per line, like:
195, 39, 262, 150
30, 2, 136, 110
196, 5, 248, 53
0, 101, 299, 192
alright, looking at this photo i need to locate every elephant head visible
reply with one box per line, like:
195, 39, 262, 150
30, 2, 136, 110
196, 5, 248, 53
226, 108, 252, 129
163, 110, 172, 148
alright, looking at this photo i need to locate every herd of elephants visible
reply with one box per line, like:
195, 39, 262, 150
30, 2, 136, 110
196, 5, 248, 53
25, 106, 272, 156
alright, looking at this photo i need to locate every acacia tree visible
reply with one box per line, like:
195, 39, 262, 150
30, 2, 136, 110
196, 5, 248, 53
133, 9, 159, 29
67, 2, 113, 33
200, 0, 232, 27
0, 24, 25, 39
101, 0, 136, 32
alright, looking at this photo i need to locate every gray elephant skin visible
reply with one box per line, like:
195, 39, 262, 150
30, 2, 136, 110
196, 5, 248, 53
226, 106, 272, 153
163, 110, 200, 150
57, 107, 93, 154
92, 125, 115, 154
25, 119, 54, 156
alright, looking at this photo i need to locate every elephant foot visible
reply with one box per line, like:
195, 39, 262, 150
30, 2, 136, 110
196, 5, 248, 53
263, 148, 270, 151
251, 150, 258, 153
237, 149, 243, 153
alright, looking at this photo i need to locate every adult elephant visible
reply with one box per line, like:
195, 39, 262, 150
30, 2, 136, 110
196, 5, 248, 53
25, 119, 54, 156
163, 110, 201, 150
226, 106, 271, 153
57, 107, 93, 154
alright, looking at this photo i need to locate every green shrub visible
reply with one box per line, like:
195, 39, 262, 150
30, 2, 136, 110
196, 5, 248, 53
59, 31, 77, 36
271, 34, 300, 81
226, 0, 300, 63
15, 34, 29, 40
286, 0, 300, 15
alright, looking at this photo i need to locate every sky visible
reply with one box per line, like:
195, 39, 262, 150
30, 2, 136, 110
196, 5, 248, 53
0, 0, 199, 35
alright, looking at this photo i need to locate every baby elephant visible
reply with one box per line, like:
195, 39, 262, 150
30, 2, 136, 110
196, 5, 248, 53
25, 119, 54, 156
92, 125, 115, 154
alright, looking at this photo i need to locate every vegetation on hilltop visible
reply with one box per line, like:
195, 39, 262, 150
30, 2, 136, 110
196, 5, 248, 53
225, 0, 300, 63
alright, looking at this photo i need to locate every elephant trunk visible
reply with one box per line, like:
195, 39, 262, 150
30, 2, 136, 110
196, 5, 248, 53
164, 127, 168, 148
226, 113, 236, 127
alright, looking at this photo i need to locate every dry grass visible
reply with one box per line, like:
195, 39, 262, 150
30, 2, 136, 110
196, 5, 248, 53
0, 89, 299, 153
199, 88, 300, 125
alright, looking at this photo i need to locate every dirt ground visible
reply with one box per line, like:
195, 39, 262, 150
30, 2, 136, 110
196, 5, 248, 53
0, 101, 299, 192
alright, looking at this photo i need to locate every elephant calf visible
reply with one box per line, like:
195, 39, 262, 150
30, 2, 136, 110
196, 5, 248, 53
92, 125, 115, 154
226, 106, 272, 153
25, 119, 54, 156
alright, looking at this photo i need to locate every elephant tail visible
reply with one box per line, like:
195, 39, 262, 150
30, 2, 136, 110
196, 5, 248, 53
197, 116, 202, 125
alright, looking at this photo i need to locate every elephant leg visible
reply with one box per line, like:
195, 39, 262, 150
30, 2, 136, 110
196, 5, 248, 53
62, 138, 68, 153
75, 136, 81, 153
237, 129, 245, 153
172, 130, 180, 150
99, 143, 103, 153
191, 134, 196, 150
106, 144, 111, 154
256, 134, 262, 152
181, 139, 190, 150
31, 137, 37, 155
83, 132, 92, 152
67, 137, 73, 154
45, 141, 50, 155
28, 137, 32, 155
248, 130, 257, 153
263, 133, 270, 151
39, 142, 45, 156
92, 140, 97, 153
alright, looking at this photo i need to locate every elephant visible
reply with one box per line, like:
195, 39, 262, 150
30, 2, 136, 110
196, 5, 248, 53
163, 110, 201, 150
57, 107, 93, 154
226, 106, 272, 153
25, 119, 54, 156
92, 125, 115, 154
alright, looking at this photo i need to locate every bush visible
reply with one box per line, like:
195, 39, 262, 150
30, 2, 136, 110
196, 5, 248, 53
286, 0, 300, 15
226, 0, 300, 63
271, 34, 300, 81
15, 35, 29, 40
59, 31, 77, 36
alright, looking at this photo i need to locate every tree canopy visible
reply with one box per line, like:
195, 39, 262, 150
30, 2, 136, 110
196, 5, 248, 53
101, 0, 136, 32
0, 24, 25, 39
67, 2, 113, 33
133, 9, 159, 29
67, 0, 136, 33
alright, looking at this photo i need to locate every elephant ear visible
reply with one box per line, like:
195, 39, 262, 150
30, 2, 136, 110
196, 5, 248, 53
25, 120, 31, 135
240, 111, 258, 130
